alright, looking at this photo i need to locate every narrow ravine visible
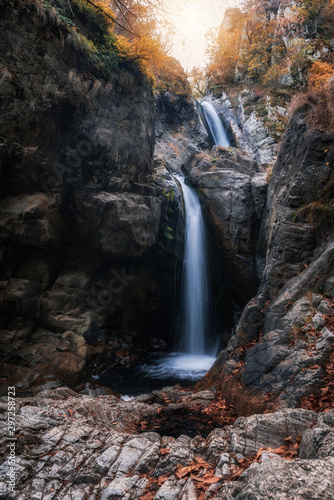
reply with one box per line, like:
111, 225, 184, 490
1, 3, 334, 499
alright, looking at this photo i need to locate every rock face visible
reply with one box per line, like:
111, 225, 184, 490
186, 147, 268, 312
203, 112, 334, 408
0, 14, 181, 390
1, 387, 333, 499
204, 114, 334, 407
201, 94, 284, 166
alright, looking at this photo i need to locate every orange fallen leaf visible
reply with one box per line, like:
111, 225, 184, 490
158, 475, 169, 486
272, 446, 288, 455
175, 464, 198, 479
159, 448, 170, 455
190, 474, 221, 484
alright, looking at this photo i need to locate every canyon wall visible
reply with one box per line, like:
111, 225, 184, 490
0, 14, 181, 391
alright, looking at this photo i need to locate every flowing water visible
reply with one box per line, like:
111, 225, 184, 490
201, 101, 230, 148
125, 176, 215, 387
177, 175, 209, 355
99, 175, 216, 395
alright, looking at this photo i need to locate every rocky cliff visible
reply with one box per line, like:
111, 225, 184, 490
1, 5, 334, 500
0, 13, 181, 392
202, 110, 334, 410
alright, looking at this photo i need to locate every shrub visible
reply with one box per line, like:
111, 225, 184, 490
288, 76, 334, 133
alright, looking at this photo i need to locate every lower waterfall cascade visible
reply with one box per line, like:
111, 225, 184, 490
99, 175, 217, 394
177, 174, 209, 355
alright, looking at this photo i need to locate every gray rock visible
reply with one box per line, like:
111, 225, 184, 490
100, 475, 148, 500
324, 276, 334, 298
2, 389, 333, 499
230, 409, 316, 456
216, 459, 334, 499
0, 194, 62, 248
74, 192, 161, 258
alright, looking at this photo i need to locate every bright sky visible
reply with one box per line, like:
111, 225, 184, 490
164, 0, 235, 71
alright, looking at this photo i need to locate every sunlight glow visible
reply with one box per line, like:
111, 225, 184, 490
167, 0, 234, 70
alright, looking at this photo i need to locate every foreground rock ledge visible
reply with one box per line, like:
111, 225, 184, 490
0, 387, 333, 499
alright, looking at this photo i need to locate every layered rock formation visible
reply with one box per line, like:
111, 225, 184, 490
185, 147, 267, 307
1, 6, 334, 500
203, 111, 334, 408
0, 386, 333, 499
0, 14, 181, 391
201, 94, 282, 166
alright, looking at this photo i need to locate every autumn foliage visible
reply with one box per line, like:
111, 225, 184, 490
1, 0, 190, 96
288, 75, 334, 133
203, 0, 334, 94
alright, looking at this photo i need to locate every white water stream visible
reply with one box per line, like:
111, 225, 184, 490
138, 176, 215, 383
201, 101, 230, 148
178, 175, 209, 355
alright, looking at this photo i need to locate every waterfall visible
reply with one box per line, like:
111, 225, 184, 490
177, 175, 209, 355
201, 101, 230, 148
125, 175, 215, 389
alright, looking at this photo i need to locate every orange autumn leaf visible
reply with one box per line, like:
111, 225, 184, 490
159, 448, 170, 455
190, 474, 221, 484
272, 446, 288, 455
139, 494, 155, 500
175, 464, 198, 479
157, 475, 169, 486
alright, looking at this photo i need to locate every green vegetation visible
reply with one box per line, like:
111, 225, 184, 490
0, 0, 123, 77
0, 0, 190, 97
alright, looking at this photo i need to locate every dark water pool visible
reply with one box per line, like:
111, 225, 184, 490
96, 352, 216, 396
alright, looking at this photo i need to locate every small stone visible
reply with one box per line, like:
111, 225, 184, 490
318, 300, 333, 315
312, 312, 324, 330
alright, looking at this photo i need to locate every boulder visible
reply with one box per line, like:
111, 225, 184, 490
0, 194, 63, 248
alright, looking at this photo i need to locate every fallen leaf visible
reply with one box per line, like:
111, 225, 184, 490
190, 474, 221, 484
159, 448, 170, 455
158, 475, 169, 486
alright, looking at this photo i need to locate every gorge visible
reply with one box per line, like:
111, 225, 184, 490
0, 1, 334, 499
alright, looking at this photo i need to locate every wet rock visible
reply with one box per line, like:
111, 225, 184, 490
0, 366, 39, 395
48, 353, 86, 385
200, 95, 279, 165
187, 147, 267, 303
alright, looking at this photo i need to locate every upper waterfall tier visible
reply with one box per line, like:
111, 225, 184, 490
201, 101, 230, 148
